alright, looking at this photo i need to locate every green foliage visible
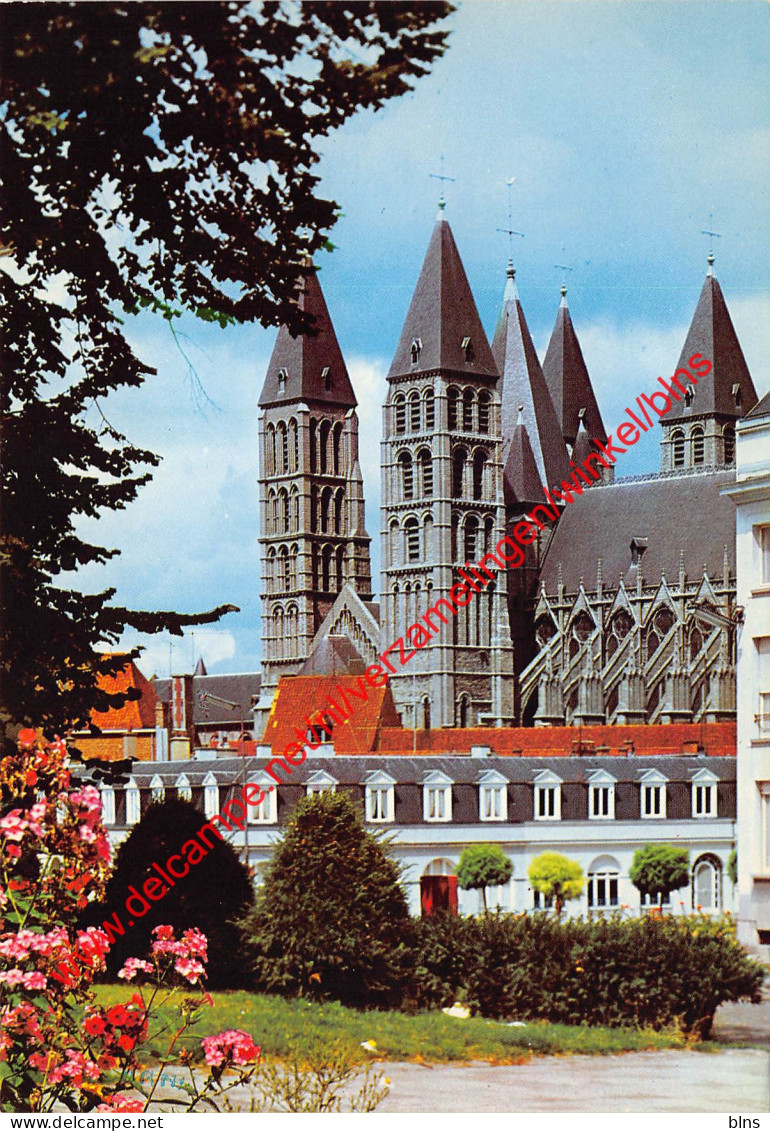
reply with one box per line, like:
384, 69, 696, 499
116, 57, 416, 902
241, 791, 411, 1009
0, 1, 451, 734
456, 844, 513, 910
409, 911, 765, 1036
528, 852, 585, 915
727, 848, 738, 887
81, 798, 254, 987
629, 844, 690, 901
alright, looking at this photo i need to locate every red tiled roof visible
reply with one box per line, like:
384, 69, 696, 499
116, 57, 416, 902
89, 658, 157, 732
261, 675, 402, 756
377, 722, 735, 758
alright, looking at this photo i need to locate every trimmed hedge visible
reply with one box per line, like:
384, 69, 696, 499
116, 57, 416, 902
408, 911, 765, 1036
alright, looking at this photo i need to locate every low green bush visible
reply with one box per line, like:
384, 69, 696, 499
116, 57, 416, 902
408, 911, 765, 1036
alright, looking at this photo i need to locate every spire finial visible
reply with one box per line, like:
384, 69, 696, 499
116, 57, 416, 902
429, 155, 455, 218
555, 255, 573, 302
701, 212, 721, 275
496, 177, 525, 269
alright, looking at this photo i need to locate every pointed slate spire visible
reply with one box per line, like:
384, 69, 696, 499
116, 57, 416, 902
259, 269, 357, 408
492, 265, 570, 490
388, 218, 497, 379
571, 416, 595, 470
193, 656, 207, 677
663, 270, 757, 422
503, 410, 545, 510
543, 291, 607, 447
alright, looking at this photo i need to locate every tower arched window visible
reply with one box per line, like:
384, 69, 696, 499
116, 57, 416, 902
273, 605, 284, 658
336, 546, 345, 590
424, 389, 435, 430
394, 395, 406, 435
671, 430, 685, 468
389, 519, 401, 567
266, 424, 276, 476
267, 488, 276, 534
458, 694, 470, 728
691, 426, 705, 466
409, 391, 421, 432
309, 418, 318, 472
478, 392, 491, 434
448, 387, 460, 430
418, 448, 433, 497
332, 421, 342, 475
278, 488, 289, 534
723, 425, 735, 465
289, 486, 299, 532
464, 516, 479, 562
472, 449, 487, 501
334, 488, 344, 534
321, 544, 333, 591
321, 486, 332, 534
319, 420, 331, 475
267, 547, 276, 593
286, 604, 298, 655
452, 447, 467, 498
463, 388, 474, 431
280, 545, 290, 591
398, 451, 414, 500
288, 418, 298, 472
290, 544, 298, 591
310, 485, 318, 533
423, 514, 433, 558
405, 517, 420, 562
276, 422, 288, 474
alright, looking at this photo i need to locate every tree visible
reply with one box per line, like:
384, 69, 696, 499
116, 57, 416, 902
629, 844, 690, 909
0, 2, 451, 734
727, 848, 737, 888
456, 844, 513, 912
80, 797, 254, 987
241, 790, 412, 1008
528, 852, 585, 917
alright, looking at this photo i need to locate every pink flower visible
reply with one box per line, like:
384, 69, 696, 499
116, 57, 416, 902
96, 1096, 144, 1112
202, 1030, 261, 1069
174, 957, 205, 984
117, 958, 153, 981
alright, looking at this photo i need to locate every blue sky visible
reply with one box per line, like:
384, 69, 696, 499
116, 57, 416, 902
69, 0, 770, 678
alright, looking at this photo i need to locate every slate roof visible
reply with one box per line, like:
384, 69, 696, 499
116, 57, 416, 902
491, 268, 570, 490
539, 468, 736, 593
543, 295, 607, 446
388, 218, 498, 379
297, 634, 367, 676
154, 673, 262, 726
89, 658, 157, 731
746, 389, 770, 419
259, 269, 357, 408
260, 675, 403, 755
503, 420, 545, 509
662, 272, 757, 423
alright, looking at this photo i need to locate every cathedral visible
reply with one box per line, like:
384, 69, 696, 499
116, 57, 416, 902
254, 208, 758, 733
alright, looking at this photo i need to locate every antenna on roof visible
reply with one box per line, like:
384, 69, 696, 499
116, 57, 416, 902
429, 155, 455, 216
701, 212, 721, 274
497, 177, 524, 274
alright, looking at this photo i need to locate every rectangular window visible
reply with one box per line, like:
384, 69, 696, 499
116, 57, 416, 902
588, 872, 619, 910
248, 790, 276, 824
100, 787, 116, 826
760, 526, 770, 585
425, 786, 451, 822
589, 784, 614, 819
535, 785, 559, 820
480, 785, 504, 821
641, 783, 666, 818
758, 640, 770, 735
693, 783, 715, 818
367, 787, 392, 823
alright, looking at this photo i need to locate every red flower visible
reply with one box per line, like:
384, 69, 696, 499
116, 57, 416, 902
84, 1016, 106, 1037
117, 1034, 136, 1052
106, 1005, 130, 1027
25, 770, 38, 786
17, 729, 37, 748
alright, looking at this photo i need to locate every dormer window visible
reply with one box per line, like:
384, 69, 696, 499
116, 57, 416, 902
306, 770, 337, 796
125, 778, 141, 826
684, 386, 695, 407
588, 770, 616, 820
364, 771, 396, 824
100, 785, 116, 826
277, 367, 288, 390
533, 769, 562, 820
410, 338, 422, 365
423, 770, 453, 822
478, 769, 508, 822
691, 769, 718, 818
461, 336, 473, 362
150, 774, 165, 803
321, 366, 331, 391
630, 538, 648, 567
732, 382, 742, 407
175, 774, 192, 802
203, 772, 219, 819
639, 769, 668, 818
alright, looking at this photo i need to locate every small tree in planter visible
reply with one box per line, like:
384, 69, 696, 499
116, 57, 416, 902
630, 844, 690, 911
456, 845, 513, 912
528, 852, 585, 917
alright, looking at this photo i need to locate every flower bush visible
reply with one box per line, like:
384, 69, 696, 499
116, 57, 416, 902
0, 731, 261, 1112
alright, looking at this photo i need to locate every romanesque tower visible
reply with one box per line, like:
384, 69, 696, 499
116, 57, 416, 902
256, 269, 372, 710
381, 209, 513, 729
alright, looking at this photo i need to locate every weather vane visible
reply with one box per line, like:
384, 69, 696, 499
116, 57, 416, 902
429, 155, 455, 213
496, 177, 524, 267
555, 253, 573, 297
701, 212, 721, 271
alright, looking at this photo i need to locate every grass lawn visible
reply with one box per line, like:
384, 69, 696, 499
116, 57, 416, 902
92, 985, 700, 1067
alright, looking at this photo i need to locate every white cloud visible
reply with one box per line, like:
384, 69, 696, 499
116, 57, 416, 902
119, 628, 237, 681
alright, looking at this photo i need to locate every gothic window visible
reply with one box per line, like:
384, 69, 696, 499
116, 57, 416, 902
569, 611, 594, 659
266, 547, 276, 593
418, 448, 433, 496
290, 544, 298, 591
278, 488, 289, 533
273, 605, 284, 657
285, 605, 298, 655
606, 609, 634, 659
278, 545, 289, 591
310, 418, 318, 472
462, 388, 474, 431
448, 387, 460, 430
405, 518, 420, 562
288, 419, 298, 472
289, 486, 299, 532
457, 694, 470, 728
646, 606, 675, 661
334, 488, 344, 534
321, 544, 333, 591
318, 420, 331, 475
732, 382, 742, 408
332, 422, 342, 475
424, 388, 435, 430
266, 488, 275, 534
321, 486, 332, 533
691, 426, 705, 466
394, 394, 406, 434
277, 422, 288, 474
389, 519, 401, 567
464, 516, 479, 563
723, 425, 735, 465
423, 514, 433, 558
472, 449, 487, 500
409, 391, 421, 432
535, 615, 556, 648
452, 447, 467, 498
265, 424, 276, 475
689, 623, 703, 661
398, 451, 414, 500
671, 429, 685, 468
478, 392, 491, 434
